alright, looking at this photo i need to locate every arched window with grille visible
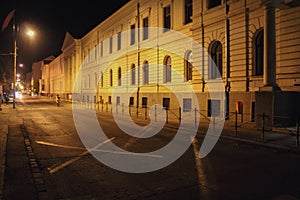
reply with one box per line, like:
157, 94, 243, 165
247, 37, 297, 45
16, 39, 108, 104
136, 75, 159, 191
253, 29, 264, 76
110, 69, 113, 87
131, 64, 136, 85
209, 41, 223, 79
184, 50, 193, 81
118, 67, 122, 86
100, 72, 103, 87
163, 56, 172, 83
143, 61, 149, 84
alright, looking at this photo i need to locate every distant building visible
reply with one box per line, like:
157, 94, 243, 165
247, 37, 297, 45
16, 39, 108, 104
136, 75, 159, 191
42, 0, 300, 128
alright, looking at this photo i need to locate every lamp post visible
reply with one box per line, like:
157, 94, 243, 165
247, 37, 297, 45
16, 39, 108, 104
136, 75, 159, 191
12, 23, 17, 108
12, 28, 34, 108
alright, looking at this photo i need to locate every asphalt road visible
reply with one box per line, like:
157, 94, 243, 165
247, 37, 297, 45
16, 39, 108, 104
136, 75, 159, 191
2, 96, 300, 200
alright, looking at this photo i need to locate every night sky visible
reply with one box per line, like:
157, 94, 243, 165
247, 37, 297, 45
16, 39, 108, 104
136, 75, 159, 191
0, 0, 130, 77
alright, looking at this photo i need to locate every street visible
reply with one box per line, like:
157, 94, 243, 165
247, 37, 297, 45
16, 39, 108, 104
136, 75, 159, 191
1, 96, 300, 200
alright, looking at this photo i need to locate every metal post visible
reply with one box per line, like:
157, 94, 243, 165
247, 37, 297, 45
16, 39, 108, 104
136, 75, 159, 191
296, 117, 299, 147
166, 108, 168, 124
13, 39, 17, 109
194, 108, 197, 128
179, 106, 181, 124
262, 113, 265, 143
235, 111, 238, 137
154, 104, 157, 122
122, 103, 124, 116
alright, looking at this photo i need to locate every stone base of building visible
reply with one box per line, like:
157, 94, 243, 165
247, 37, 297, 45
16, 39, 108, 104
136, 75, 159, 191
255, 89, 300, 130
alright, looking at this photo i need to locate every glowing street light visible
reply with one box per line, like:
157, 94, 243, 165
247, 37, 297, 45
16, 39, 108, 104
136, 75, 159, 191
27, 29, 34, 37
12, 27, 35, 108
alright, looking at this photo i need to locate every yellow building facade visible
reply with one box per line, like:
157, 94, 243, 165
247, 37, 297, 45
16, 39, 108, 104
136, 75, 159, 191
45, 0, 300, 127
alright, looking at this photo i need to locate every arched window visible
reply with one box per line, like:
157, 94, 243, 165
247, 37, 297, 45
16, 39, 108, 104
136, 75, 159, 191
83, 76, 86, 89
95, 73, 98, 87
110, 69, 113, 87
209, 41, 222, 79
164, 56, 172, 83
184, 51, 193, 81
88, 75, 91, 88
131, 64, 136, 85
100, 72, 103, 87
143, 61, 149, 84
118, 67, 122, 86
253, 29, 264, 76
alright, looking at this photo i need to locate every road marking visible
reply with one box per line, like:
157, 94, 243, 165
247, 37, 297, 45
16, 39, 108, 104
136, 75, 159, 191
47, 138, 115, 174
36, 141, 86, 150
37, 140, 161, 158
42, 137, 162, 174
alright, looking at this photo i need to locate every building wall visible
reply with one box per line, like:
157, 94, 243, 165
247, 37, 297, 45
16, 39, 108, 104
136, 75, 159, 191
44, 0, 300, 123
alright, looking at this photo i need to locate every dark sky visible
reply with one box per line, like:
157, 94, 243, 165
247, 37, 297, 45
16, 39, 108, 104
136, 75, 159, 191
0, 0, 130, 75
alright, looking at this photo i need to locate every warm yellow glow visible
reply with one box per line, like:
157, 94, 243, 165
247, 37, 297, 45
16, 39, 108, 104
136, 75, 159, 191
27, 30, 35, 37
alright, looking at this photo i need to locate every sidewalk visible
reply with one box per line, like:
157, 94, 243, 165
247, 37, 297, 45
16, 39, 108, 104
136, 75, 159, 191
91, 104, 300, 154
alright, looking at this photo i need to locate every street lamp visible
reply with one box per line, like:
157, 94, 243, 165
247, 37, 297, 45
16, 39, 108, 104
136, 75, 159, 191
12, 26, 34, 108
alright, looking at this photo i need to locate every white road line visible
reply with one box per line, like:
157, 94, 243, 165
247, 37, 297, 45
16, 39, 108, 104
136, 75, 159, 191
36, 141, 86, 150
42, 137, 162, 174
47, 138, 115, 174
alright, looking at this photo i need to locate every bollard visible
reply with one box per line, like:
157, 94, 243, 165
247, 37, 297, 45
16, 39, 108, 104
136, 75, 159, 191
166, 108, 169, 124
296, 118, 299, 147
154, 104, 157, 122
122, 103, 124, 116
194, 108, 197, 128
262, 113, 265, 143
235, 111, 238, 137
179, 107, 181, 124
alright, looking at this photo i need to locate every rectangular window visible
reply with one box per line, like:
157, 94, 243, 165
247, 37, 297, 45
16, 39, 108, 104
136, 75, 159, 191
207, 0, 222, 9
184, 0, 193, 24
100, 41, 103, 57
94, 45, 97, 60
95, 73, 98, 87
117, 32, 121, 50
129, 97, 134, 106
108, 96, 112, 104
109, 36, 113, 54
131, 65, 136, 85
183, 98, 192, 112
99, 96, 103, 104
163, 5, 171, 32
142, 97, 148, 108
130, 24, 135, 45
163, 98, 170, 110
94, 96, 96, 103
116, 96, 120, 105
143, 17, 149, 40
207, 99, 220, 117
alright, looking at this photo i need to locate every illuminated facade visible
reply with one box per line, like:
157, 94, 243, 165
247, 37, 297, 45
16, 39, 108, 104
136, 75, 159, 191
45, 0, 300, 127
